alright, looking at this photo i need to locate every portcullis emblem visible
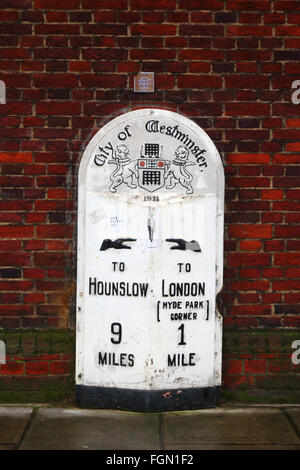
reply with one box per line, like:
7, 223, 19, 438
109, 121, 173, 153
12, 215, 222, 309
137, 143, 166, 192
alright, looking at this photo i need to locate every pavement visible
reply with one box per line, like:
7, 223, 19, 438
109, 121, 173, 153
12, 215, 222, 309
1, 404, 300, 451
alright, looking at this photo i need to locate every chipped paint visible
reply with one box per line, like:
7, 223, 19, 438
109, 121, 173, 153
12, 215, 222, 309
76, 109, 224, 399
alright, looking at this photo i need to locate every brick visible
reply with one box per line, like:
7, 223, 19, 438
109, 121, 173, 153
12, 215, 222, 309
0, 8, 22, 16
276, 26, 300, 36
226, 153, 270, 164
269, 360, 291, 374
0, 152, 32, 163
36, 102, 81, 116
179, 50, 224, 60
264, 240, 284, 251
228, 26, 272, 36
0, 268, 22, 279
49, 360, 70, 375
227, 280, 269, 291
0, 103, 32, 116
275, 253, 300, 266
131, 24, 176, 36
222, 375, 254, 389
35, 0, 80, 7
276, 190, 300, 204
287, 239, 300, 249
46, 241, 68, 251
82, 0, 127, 7
222, 359, 242, 375
132, 0, 175, 8
0, 281, 33, 291
33, 73, 78, 88
274, 227, 300, 238
261, 189, 284, 200
80, 74, 126, 88
179, 25, 224, 36
0, 226, 33, 239
227, 177, 271, 188
35, 25, 79, 35
130, 49, 176, 60
227, 0, 270, 9
1, 362, 24, 376
179, 0, 223, 8
0, 293, 20, 304
24, 293, 45, 304
226, 103, 270, 116
273, 280, 300, 290
228, 225, 272, 238
34, 48, 79, 60
25, 361, 48, 376
83, 24, 127, 35
230, 305, 271, 316
0, 305, 33, 316
227, 253, 270, 267
37, 305, 61, 316
239, 240, 262, 251
273, 154, 300, 164
37, 225, 73, 239
244, 360, 267, 374
24, 268, 45, 279
34, 252, 72, 267
178, 75, 222, 89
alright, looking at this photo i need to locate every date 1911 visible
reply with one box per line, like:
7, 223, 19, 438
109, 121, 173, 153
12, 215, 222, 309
144, 195, 159, 201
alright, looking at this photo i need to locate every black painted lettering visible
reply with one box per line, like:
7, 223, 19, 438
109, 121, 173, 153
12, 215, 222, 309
162, 281, 205, 297
89, 277, 97, 295
128, 354, 134, 367
189, 353, 196, 366
162, 279, 167, 297
105, 142, 113, 154
167, 353, 196, 367
178, 323, 186, 345
98, 145, 109, 156
167, 354, 176, 366
111, 322, 122, 344
98, 352, 107, 365
98, 352, 135, 367
182, 354, 188, 366
88, 278, 149, 297
112, 353, 119, 366
120, 353, 126, 366
119, 262, 125, 272
119, 282, 126, 296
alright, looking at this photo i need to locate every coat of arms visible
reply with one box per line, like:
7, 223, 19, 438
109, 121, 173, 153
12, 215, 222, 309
95, 142, 204, 195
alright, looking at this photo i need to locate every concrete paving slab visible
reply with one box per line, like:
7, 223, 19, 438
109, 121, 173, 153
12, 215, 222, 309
162, 408, 300, 447
0, 407, 32, 447
165, 444, 300, 450
19, 408, 161, 450
0, 444, 15, 450
285, 408, 300, 432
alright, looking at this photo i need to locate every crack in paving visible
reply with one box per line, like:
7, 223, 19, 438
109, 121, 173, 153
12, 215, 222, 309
13, 407, 38, 450
281, 408, 300, 443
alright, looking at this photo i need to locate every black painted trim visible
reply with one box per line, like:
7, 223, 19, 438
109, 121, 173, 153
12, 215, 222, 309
75, 384, 221, 412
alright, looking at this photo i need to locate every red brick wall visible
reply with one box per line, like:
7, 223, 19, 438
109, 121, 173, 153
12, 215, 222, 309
0, 0, 299, 398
